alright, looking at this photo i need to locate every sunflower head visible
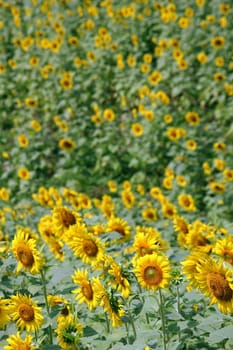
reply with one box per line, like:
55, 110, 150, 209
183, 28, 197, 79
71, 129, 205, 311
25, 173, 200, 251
134, 253, 170, 290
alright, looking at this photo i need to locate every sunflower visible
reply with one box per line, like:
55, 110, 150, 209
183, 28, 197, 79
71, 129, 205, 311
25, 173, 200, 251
0, 187, 9, 201
110, 264, 131, 298
3, 332, 35, 350
66, 228, 105, 265
17, 167, 30, 180
209, 181, 225, 194
223, 169, 233, 182
0, 297, 10, 328
173, 215, 189, 247
9, 294, 44, 332
185, 221, 214, 252
186, 139, 197, 151
121, 190, 135, 209
181, 252, 213, 291
52, 206, 82, 237
131, 123, 144, 136
56, 315, 83, 350
103, 108, 115, 122
161, 201, 177, 218
132, 228, 167, 261
196, 258, 233, 314
185, 111, 200, 126
11, 229, 44, 274
38, 216, 64, 261
213, 236, 233, 265
134, 253, 170, 290
72, 269, 99, 310
94, 279, 125, 327
106, 216, 131, 239
17, 134, 29, 148
148, 70, 162, 85
142, 207, 158, 221
211, 36, 225, 49
178, 193, 196, 211
58, 139, 75, 151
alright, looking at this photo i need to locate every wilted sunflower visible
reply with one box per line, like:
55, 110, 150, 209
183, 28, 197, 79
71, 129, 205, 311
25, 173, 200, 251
106, 216, 131, 239
56, 315, 83, 350
52, 206, 82, 237
134, 253, 170, 290
4, 332, 35, 350
108, 261, 131, 298
11, 229, 44, 274
9, 294, 44, 332
58, 139, 75, 151
196, 258, 233, 314
0, 297, 10, 328
94, 279, 125, 327
72, 269, 99, 310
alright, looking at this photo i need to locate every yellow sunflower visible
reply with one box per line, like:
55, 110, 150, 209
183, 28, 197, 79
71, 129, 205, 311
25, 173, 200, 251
52, 206, 82, 237
58, 139, 75, 151
196, 258, 233, 314
178, 193, 196, 211
56, 315, 83, 350
17, 167, 30, 180
185, 111, 200, 126
121, 190, 135, 209
9, 294, 44, 332
105, 216, 131, 239
38, 215, 64, 261
11, 229, 44, 274
211, 36, 225, 49
94, 279, 125, 328
181, 252, 213, 291
142, 207, 158, 221
108, 261, 131, 298
72, 269, 99, 310
0, 297, 11, 328
66, 228, 105, 265
3, 332, 35, 350
185, 221, 214, 252
133, 253, 170, 290
17, 134, 29, 148
213, 236, 233, 265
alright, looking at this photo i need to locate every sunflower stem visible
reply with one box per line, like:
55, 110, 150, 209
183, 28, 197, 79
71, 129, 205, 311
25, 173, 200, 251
176, 285, 181, 342
40, 270, 53, 344
105, 312, 110, 333
158, 289, 167, 350
127, 302, 137, 340
137, 282, 150, 324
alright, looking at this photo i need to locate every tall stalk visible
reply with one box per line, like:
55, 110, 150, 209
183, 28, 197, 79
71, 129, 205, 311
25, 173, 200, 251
158, 289, 167, 350
40, 269, 53, 344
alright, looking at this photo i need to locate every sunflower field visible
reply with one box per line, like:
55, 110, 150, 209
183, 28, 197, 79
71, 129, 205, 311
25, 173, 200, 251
0, 0, 233, 349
